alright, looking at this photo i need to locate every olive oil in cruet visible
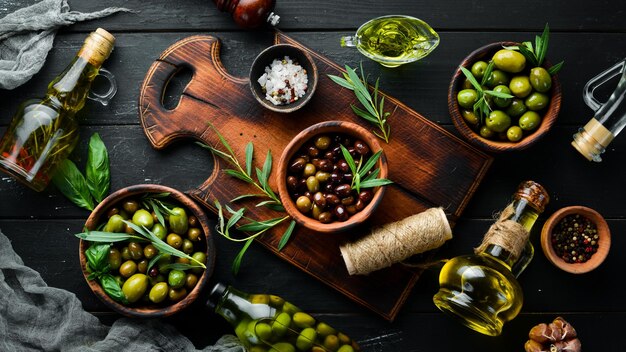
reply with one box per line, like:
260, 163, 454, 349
0, 28, 117, 191
433, 181, 549, 336
341, 15, 440, 67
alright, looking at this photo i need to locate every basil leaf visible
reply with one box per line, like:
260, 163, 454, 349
85, 243, 110, 274
52, 159, 95, 211
100, 274, 128, 304
278, 220, 296, 251
85, 133, 110, 203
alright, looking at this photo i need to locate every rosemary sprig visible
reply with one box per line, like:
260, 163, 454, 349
196, 124, 283, 211
339, 145, 393, 193
503, 23, 564, 75
460, 65, 515, 124
328, 63, 393, 143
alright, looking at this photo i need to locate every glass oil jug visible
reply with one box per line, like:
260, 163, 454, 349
433, 181, 549, 336
208, 283, 361, 352
0, 28, 117, 191
341, 15, 440, 68
572, 58, 626, 162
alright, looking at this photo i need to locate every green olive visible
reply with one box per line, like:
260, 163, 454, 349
296, 196, 312, 213
485, 70, 509, 88
254, 322, 273, 341
296, 328, 317, 351
191, 251, 206, 274
182, 239, 194, 254
525, 92, 550, 111
137, 259, 148, 274
303, 163, 316, 177
316, 322, 337, 337
166, 233, 183, 249
492, 85, 513, 108
506, 126, 523, 142
282, 301, 300, 315
121, 246, 131, 261
519, 111, 542, 131
169, 207, 189, 235
168, 269, 186, 289
479, 126, 495, 139
128, 242, 143, 260
338, 345, 355, 352
176, 257, 190, 265
293, 312, 316, 328
168, 287, 187, 302
132, 209, 154, 229
314, 135, 331, 150
509, 76, 532, 98
143, 244, 157, 259
530, 67, 552, 93
485, 110, 512, 133
492, 49, 526, 73
272, 312, 291, 337
457, 89, 478, 109
338, 333, 351, 345
148, 282, 169, 303
119, 260, 137, 278
122, 273, 149, 303
306, 176, 319, 193
461, 110, 479, 126
311, 203, 323, 220
462, 78, 473, 90
269, 295, 284, 308
270, 343, 295, 352
122, 200, 140, 214
315, 171, 331, 183
187, 227, 202, 242
104, 214, 125, 233
324, 335, 340, 351
250, 294, 270, 304
505, 98, 527, 118
151, 223, 167, 241
107, 248, 122, 271
185, 273, 198, 290
470, 61, 488, 79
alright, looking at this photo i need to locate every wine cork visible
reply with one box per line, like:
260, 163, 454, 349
340, 207, 452, 275
78, 28, 115, 66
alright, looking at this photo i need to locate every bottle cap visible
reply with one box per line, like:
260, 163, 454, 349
78, 28, 115, 67
514, 181, 549, 213
206, 282, 228, 310
571, 118, 614, 162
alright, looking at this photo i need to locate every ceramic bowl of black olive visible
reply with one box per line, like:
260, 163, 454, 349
540, 206, 610, 274
79, 184, 216, 318
249, 44, 318, 113
276, 121, 389, 234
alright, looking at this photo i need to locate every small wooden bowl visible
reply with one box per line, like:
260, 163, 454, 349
449, 41, 562, 153
79, 184, 216, 318
249, 44, 318, 113
541, 206, 610, 274
276, 121, 388, 234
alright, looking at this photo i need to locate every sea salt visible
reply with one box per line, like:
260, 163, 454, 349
257, 56, 308, 105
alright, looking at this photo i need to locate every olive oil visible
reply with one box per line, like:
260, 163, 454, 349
0, 29, 115, 191
341, 15, 439, 67
433, 181, 549, 336
208, 284, 361, 351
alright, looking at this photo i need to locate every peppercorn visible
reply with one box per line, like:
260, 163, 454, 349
551, 214, 598, 264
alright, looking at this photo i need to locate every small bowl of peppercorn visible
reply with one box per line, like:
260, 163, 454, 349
541, 206, 611, 274
276, 121, 390, 234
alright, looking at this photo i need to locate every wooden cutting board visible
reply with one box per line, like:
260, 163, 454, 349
138, 32, 492, 320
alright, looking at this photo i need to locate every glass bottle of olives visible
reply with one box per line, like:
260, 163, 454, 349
0, 28, 117, 191
433, 181, 549, 336
207, 283, 361, 352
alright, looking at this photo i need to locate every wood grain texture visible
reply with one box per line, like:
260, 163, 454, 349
137, 32, 492, 320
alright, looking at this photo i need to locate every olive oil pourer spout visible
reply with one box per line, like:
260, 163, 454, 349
340, 15, 440, 68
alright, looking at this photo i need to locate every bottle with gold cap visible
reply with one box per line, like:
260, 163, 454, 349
433, 181, 549, 336
0, 28, 117, 191
572, 58, 626, 162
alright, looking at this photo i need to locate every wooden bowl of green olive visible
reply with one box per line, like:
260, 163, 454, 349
79, 184, 215, 318
449, 41, 562, 152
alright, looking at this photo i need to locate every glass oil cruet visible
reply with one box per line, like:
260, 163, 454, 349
433, 181, 549, 336
207, 283, 361, 352
340, 15, 440, 68
572, 58, 626, 162
0, 28, 117, 191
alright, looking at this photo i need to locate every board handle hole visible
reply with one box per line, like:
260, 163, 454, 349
163, 65, 193, 110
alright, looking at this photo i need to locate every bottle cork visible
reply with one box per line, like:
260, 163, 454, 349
571, 118, 615, 162
78, 28, 115, 67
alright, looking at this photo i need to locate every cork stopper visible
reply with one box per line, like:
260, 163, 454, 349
514, 180, 549, 213
571, 118, 614, 162
78, 28, 115, 67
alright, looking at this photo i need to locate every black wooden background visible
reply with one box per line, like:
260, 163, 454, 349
1, 1, 625, 351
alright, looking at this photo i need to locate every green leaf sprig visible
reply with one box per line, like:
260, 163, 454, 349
460, 63, 515, 124
503, 23, 564, 75
339, 145, 392, 193
328, 63, 394, 143
84, 243, 128, 304
141, 192, 176, 228
52, 133, 110, 211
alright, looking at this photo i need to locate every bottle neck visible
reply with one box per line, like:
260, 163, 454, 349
211, 286, 274, 326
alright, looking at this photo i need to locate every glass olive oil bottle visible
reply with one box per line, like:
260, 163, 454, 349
341, 15, 439, 67
433, 181, 549, 336
208, 283, 361, 352
0, 28, 115, 191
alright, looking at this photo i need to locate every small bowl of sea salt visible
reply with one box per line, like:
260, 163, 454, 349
250, 44, 318, 113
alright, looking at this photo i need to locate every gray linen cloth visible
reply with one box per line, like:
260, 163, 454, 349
0, 230, 244, 352
0, 0, 132, 90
